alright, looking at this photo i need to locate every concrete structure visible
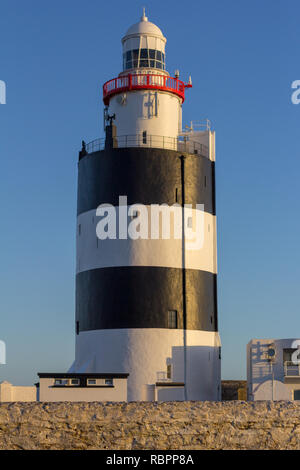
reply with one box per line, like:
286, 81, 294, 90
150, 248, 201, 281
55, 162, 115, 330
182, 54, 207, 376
247, 338, 300, 400
70, 10, 221, 402
38, 373, 128, 402
0, 381, 37, 402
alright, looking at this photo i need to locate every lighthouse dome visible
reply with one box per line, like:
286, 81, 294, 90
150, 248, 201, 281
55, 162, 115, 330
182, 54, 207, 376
123, 15, 165, 40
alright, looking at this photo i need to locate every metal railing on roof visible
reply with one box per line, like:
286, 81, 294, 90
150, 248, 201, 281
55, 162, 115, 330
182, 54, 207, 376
103, 73, 190, 105
85, 134, 209, 158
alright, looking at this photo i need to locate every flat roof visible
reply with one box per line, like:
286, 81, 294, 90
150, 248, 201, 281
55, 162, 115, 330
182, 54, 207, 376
156, 382, 185, 387
38, 372, 129, 379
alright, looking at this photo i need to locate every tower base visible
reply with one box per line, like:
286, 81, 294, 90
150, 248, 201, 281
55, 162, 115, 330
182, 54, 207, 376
69, 328, 221, 401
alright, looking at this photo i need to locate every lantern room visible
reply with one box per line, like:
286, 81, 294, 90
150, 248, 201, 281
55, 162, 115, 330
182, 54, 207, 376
121, 9, 167, 73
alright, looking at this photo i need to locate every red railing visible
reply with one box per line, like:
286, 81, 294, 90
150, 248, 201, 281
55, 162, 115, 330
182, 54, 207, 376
103, 74, 191, 105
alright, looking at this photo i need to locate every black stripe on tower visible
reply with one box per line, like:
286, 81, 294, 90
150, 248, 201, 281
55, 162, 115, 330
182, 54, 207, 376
76, 267, 217, 332
77, 147, 216, 215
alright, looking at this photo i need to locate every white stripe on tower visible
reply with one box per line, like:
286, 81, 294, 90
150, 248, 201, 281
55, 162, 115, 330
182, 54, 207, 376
76, 206, 217, 274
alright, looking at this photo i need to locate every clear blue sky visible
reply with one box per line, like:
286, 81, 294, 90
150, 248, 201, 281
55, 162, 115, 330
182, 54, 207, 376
0, 0, 299, 385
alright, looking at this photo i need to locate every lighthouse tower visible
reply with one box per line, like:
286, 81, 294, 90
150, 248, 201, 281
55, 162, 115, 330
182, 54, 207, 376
71, 11, 221, 401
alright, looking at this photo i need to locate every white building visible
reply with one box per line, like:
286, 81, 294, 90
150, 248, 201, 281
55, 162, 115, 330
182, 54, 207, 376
38, 373, 129, 402
0, 381, 37, 402
247, 338, 300, 401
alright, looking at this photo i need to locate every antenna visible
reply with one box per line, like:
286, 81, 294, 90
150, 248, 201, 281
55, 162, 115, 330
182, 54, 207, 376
141, 7, 148, 21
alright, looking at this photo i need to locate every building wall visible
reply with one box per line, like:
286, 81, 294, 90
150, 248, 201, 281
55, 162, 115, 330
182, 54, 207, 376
0, 382, 36, 402
247, 338, 300, 400
39, 378, 127, 402
77, 207, 217, 274
72, 329, 221, 401
156, 386, 185, 401
108, 90, 182, 145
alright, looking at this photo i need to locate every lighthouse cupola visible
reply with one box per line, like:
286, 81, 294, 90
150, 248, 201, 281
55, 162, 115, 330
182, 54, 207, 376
121, 9, 167, 73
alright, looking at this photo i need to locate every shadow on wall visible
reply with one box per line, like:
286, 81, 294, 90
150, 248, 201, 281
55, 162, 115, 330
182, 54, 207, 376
146, 344, 221, 401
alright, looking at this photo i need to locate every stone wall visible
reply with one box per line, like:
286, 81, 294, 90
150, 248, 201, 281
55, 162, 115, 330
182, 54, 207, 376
1, 401, 300, 450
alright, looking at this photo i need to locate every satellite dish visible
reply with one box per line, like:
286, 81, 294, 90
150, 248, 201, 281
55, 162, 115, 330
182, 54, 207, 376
267, 347, 276, 361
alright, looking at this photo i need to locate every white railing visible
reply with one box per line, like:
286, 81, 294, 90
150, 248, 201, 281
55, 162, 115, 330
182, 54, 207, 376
156, 371, 171, 382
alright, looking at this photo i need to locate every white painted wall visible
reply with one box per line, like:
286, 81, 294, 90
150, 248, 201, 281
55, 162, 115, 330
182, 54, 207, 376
0, 381, 37, 402
71, 329, 221, 401
39, 378, 127, 402
247, 338, 300, 401
108, 90, 182, 147
156, 386, 185, 401
77, 207, 217, 274
178, 130, 216, 162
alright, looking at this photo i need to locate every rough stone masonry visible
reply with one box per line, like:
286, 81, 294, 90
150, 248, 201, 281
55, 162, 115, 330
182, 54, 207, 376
0, 401, 300, 450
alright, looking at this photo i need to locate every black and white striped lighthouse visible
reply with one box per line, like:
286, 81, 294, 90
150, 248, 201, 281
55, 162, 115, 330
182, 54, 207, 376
70, 11, 221, 401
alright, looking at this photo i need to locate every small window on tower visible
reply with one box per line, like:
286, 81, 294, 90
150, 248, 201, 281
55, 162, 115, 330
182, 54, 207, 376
168, 310, 178, 329
143, 131, 147, 144
167, 364, 172, 379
